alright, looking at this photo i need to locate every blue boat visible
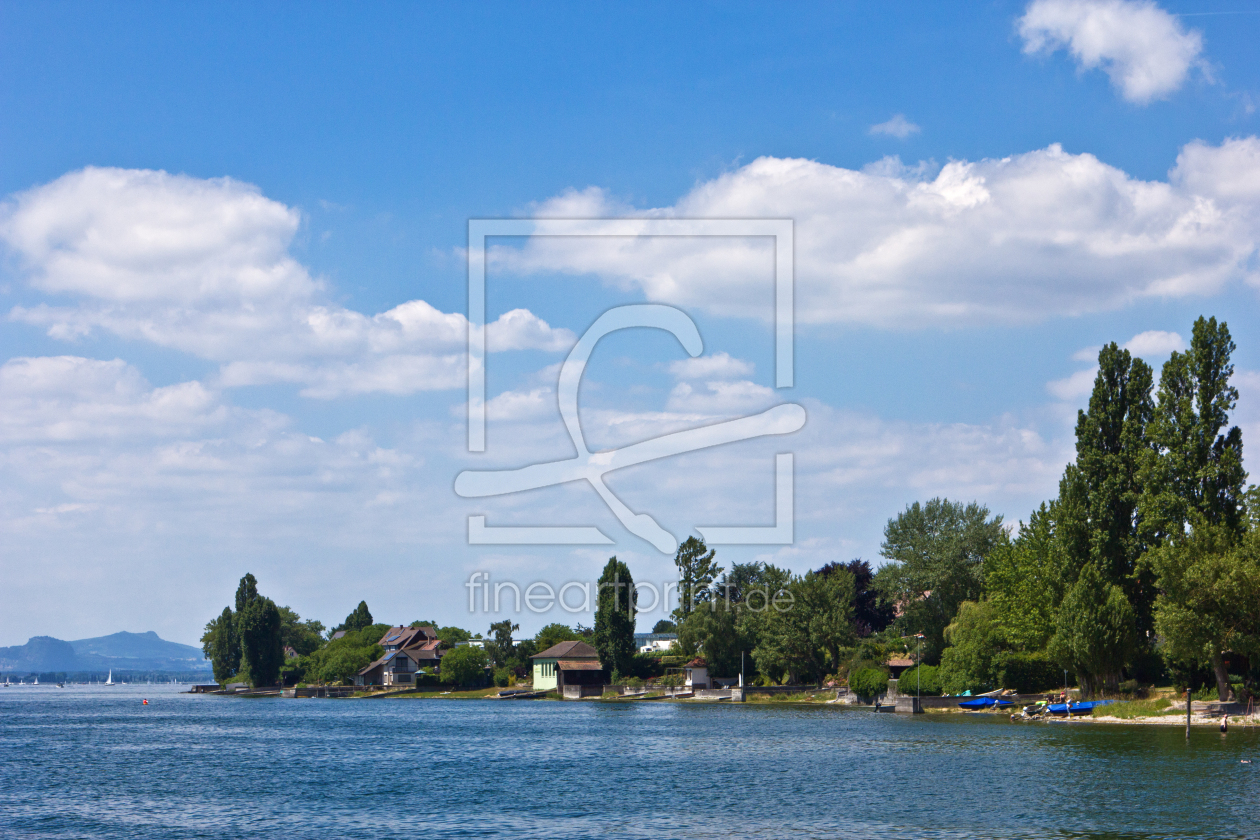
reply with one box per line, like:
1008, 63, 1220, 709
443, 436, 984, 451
958, 696, 1014, 710
1047, 699, 1115, 715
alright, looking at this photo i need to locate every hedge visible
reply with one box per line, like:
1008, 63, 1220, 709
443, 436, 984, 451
848, 667, 889, 699
895, 665, 940, 696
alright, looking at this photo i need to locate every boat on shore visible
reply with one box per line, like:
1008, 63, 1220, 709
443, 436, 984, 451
1047, 699, 1114, 715
959, 696, 1014, 710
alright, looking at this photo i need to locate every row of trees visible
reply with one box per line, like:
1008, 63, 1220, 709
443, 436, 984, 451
201, 574, 324, 686
874, 316, 1256, 700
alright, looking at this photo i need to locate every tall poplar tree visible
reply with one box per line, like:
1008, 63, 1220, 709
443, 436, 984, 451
593, 556, 636, 677
201, 606, 239, 683
672, 536, 720, 621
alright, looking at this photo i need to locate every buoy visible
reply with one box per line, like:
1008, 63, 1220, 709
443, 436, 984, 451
142, 699, 148, 705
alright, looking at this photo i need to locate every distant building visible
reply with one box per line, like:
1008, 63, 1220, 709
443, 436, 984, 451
635, 632, 678, 653
885, 658, 914, 678
530, 640, 605, 692
355, 625, 444, 687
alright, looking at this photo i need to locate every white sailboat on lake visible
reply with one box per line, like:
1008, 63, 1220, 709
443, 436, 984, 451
104, 669, 116, 686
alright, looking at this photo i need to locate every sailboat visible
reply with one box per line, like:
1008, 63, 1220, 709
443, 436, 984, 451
104, 670, 116, 686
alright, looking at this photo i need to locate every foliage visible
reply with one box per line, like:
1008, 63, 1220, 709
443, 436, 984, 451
492, 667, 511, 687
938, 601, 1006, 695
201, 607, 239, 683
1141, 316, 1247, 543
278, 606, 324, 656
752, 570, 855, 684
984, 504, 1068, 651
302, 623, 388, 684
486, 619, 518, 668
235, 573, 258, 613
995, 651, 1064, 694
1048, 563, 1136, 697
1151, 524, 1260, 701
848, 667, 889, 699
896, 664, 940, 696
533, 623, 580, 653
1059, 342, 1156, 637
436, 626, 472, 649
672, 536, 721, 621
651, 619, 677, 634
874, 498, 1007, 663
338, 601, 374, 634
593, 556, 636, 675
441, 644, 489, 687
678, 600, 747, 678
238, 596, 284, 687
817, 559, 893, 637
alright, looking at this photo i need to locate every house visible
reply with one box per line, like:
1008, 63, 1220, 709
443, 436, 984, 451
355, 625, 444, 687
634, 632, 677, 653
684, 657, 709, 689
885, 658, 914, 678
530, 640, 605, 692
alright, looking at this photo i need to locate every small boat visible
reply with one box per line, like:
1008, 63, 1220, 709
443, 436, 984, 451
959, 696, 1014, 710
104, 670, 116, 686
1047, 699, 1114, 715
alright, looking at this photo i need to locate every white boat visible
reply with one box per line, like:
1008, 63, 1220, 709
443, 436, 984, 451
104, 669, 116, 686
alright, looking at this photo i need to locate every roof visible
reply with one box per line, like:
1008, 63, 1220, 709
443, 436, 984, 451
530, 640, 600, 660
558, 659, 604, 671
886, 658, 915, 668
684, 658, 707, 668
330, 630, 347, 640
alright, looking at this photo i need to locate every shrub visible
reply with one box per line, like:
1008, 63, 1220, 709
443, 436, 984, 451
848, 667, 889, 699
441, 644, 490, 687
995, 651, 1063, 694
896, 665, 941, 696
492, 667, 511, 687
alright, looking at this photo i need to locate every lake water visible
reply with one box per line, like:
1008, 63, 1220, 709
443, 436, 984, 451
2, 685, 1258, 839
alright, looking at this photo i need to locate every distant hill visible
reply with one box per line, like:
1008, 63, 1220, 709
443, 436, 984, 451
0, 631, 209, 675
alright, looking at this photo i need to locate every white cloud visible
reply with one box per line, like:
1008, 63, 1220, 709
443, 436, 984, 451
869, 114, 921, 139
1124, 329, 1184, 357
493, 139, 1260, 327
666, 380, 777, 414
1047, 367, 1098, 401
668, 351, 754, 380
1, 168, 572, 397
1018, 0, 1205, 104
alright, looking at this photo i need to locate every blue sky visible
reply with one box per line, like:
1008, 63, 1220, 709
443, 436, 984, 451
2, 0, 1259, 646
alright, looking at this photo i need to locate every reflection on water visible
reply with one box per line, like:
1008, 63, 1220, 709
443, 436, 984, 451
1, 685, 1257, 839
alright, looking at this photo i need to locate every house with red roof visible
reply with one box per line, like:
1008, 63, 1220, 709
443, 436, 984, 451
354, 625, 445, 687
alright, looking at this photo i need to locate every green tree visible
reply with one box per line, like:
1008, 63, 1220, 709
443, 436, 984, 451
938, 600, 1007, 694
593, 556, 636, 677
672, 536, 721, 621
1151, 524, 1260, 700
1047, 563, 1136, 697
677, 599, 747, 678
750, 570, 853, 684
487, 619, 518, 668
651, 619, 676, 634
1060, 343, 1157, 635
302, 623, 387, 684
984, 504, 1068, 651
533, 623, 580, 652
436, 625, 472, 650
1141, 316, 1247, 541
200, 606, 239, 683
238, 597, 284, 687
441, 644, 489, 687
874, 498, 1006, 663
278, 606, 324, 656
338, 601, 374, 634
234, 573, 259, 613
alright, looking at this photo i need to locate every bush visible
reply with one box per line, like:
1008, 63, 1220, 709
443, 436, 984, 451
492, 667, 511, 687
896, 665, 941, 696
848, 667, 889, 699
441, 644, 490, 687
995, 651, 1064, 694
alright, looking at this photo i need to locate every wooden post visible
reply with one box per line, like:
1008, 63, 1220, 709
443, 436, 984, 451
1186, 688, 1192, 738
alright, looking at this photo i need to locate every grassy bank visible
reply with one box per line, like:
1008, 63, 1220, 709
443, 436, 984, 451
1091, 697, 1178, 719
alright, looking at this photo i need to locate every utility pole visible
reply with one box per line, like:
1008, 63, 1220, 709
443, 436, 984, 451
1186, 688, 1192, 739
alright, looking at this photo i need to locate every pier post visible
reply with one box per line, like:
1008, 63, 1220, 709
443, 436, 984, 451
1186, 688, 1191, 738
